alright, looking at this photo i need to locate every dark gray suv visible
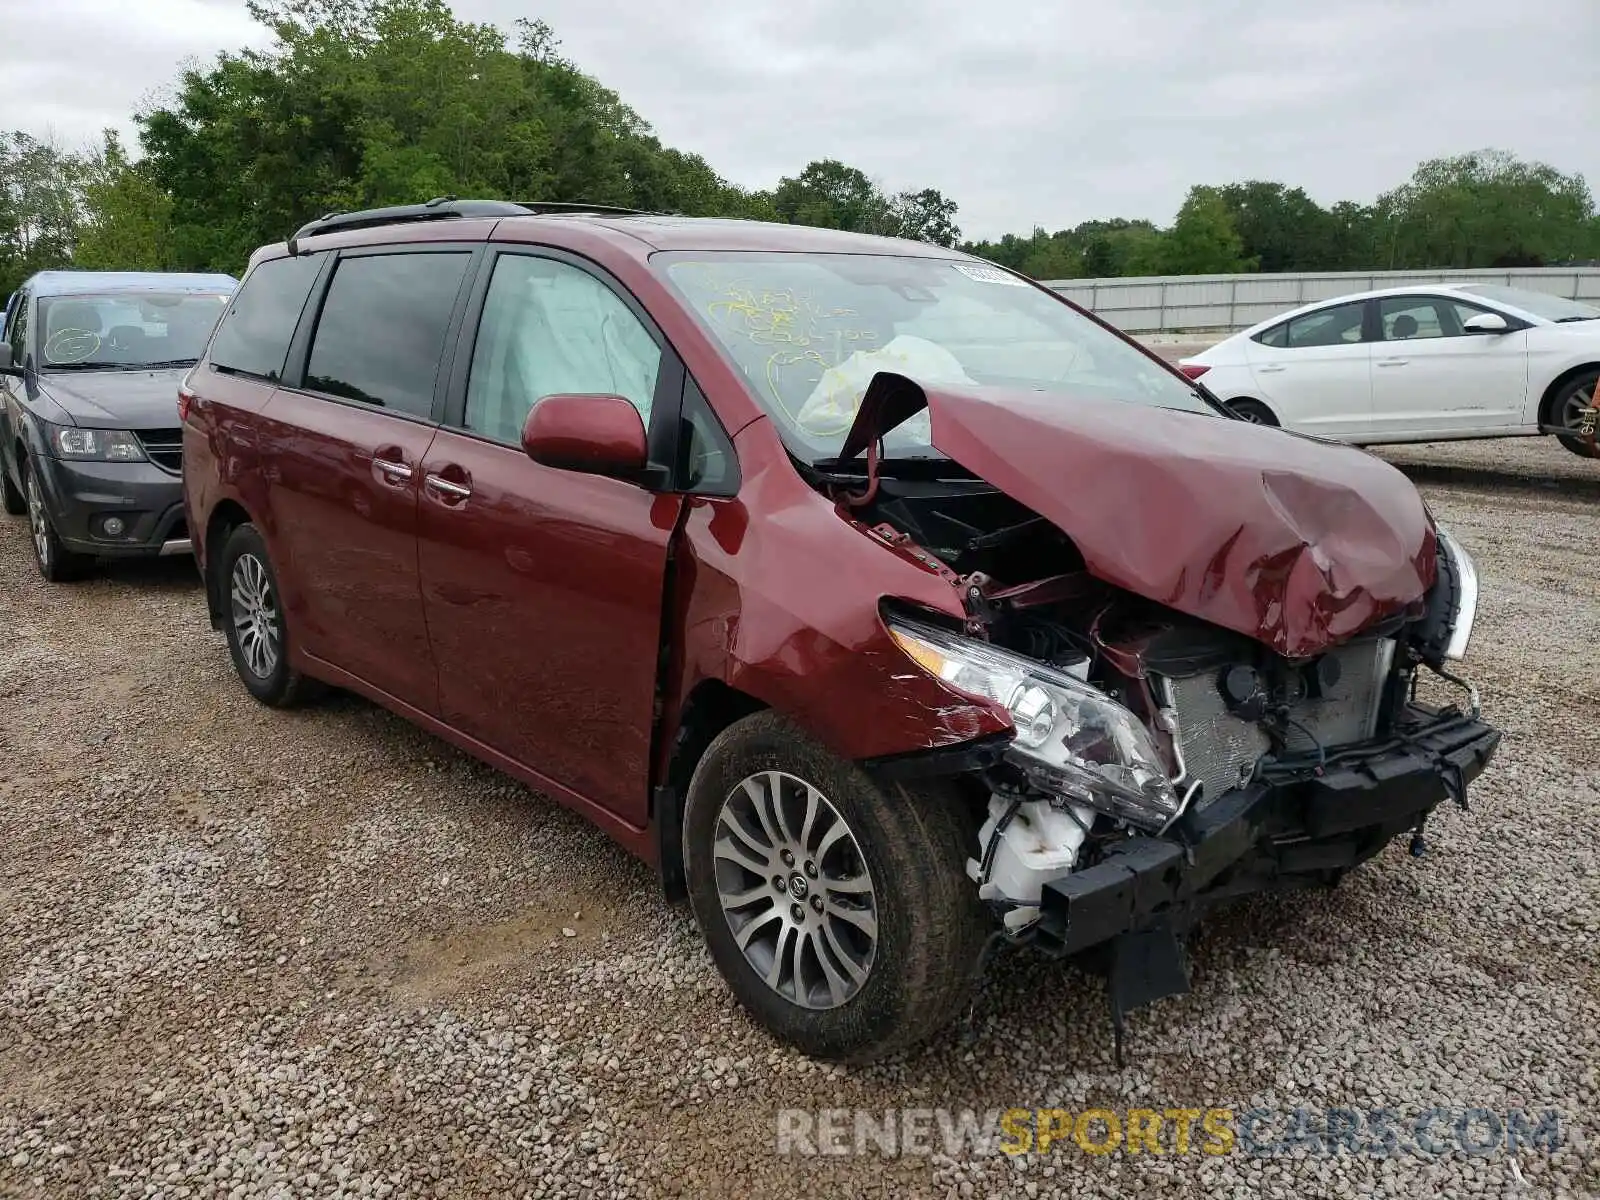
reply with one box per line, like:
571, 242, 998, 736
0, 270, 236, 579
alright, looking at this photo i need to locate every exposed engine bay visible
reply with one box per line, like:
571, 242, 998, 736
816, 461, 1484, 935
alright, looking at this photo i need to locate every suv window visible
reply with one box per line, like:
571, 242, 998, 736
463, 255, 660, 445
1377, 295, 1494, 341
305, 252, 472, 418
1280, 301, 1367, 348
210, 253, 325, 380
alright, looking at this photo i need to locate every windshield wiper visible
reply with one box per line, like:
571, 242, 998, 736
139, 358, 200, 368
44, 361, 141, 371
1555, 315, 1598, 323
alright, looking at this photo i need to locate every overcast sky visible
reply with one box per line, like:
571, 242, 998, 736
3, 0, 1597, 239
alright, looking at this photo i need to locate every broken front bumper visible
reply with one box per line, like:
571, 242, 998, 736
1033, 705, 1501, 957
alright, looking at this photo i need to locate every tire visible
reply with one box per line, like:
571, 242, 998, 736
1550, 368, 1599, 459
218, 522, 320, 707
1, 465, 23, 516
1226, 398, 1279, 426
682, 710, 990, 1062
21, 459, 90, 582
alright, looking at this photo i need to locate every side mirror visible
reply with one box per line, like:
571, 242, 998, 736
0, 343, 18, 377
1462, 312, 1510, 334
522, 393, 650, 481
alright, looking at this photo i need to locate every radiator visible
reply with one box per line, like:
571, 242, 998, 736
1160, 639, 1395, 807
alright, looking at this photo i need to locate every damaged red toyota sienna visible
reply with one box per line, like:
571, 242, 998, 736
182, 200, 1499, 1062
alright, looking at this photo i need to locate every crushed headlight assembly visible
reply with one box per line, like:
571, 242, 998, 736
1433, 525, 1478, 661
887, 617, 1178, 829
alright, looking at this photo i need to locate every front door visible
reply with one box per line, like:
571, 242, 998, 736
417, 250, 683, 825
263, 248, 475, 711
1368, 294, 1528, 438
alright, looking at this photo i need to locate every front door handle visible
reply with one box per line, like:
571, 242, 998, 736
1377, 358, 1409, 367
373, 458, 414, 481
425, 473, 472, 500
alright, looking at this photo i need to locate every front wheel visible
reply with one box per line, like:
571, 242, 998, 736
218, 522, 320, 707
22, 459, 90, 582
1551, 369, 1599, 459
683, 711, 990, 1062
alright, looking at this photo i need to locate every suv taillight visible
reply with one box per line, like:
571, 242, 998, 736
1179, 364, 1210, 380
177, 385, 195, 424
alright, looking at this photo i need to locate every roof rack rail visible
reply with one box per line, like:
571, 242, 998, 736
286, 196, 654, 255
286, 197, 531, 255
508, 200, 653, 216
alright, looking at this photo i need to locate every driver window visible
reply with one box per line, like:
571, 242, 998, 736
465, 256, 661, 446
1379, 297, 1453, 341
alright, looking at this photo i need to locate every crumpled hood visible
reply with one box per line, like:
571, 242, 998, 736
37, 369, 187, 429
844, 374, 1436, 658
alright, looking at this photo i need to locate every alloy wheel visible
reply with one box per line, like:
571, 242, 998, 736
1560, 381, 1598, 432
25, 470, 50, 571
713, 770, 878, 1010
230, 552, 281, 678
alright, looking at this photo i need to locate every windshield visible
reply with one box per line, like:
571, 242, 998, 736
1454, 284, 1600, 323
37, 292, 232, 369
657, 252, 1211, 462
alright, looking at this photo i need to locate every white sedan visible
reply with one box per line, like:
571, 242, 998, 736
1179, 283, 1600, 457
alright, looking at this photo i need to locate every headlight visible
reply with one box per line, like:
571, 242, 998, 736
1434, 526, 1478, 661
49, 423, 147, 463
887, 617, 1178, 829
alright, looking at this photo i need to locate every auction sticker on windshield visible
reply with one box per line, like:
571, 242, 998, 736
951, 263, 1030, 286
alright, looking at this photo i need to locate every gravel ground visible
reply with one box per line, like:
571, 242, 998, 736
1, 436, 1597, 1199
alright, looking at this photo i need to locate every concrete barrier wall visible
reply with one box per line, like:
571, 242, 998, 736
1044, 267, 1600, 334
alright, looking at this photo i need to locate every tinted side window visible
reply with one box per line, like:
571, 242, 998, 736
1254, 322, 1287, 348
210, 253, 325, 379
463, 255, 661, 445
1284, 301, 1366, 348
7, 290, 27, 363
305, 252, 471, 418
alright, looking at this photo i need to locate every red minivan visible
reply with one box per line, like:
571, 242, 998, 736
183, 200, 1499, 1061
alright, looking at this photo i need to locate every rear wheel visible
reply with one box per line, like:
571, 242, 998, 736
683, 711, 989, 1062
1551, 369, 1599, 458
219, 522, 320, 707
1226, 398, 1279, 426
22, 459, 90, 582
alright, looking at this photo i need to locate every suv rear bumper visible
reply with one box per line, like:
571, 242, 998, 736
1034, 706, 1502, 956
31, 454, 189, 558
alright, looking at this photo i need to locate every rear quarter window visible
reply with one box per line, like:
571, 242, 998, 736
209, 253, 326, 380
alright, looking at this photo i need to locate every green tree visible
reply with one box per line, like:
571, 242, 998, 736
1214, 181, 1340, 271
74, 131, 174, 272
1076, 219, 1162, 278
772, 159, 893, 233
1373, 150, 1595, 269
888, 188, 961, 247
136, 0, 780, 273
0, 131, 81, 296
1150, 186, 1255, 275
